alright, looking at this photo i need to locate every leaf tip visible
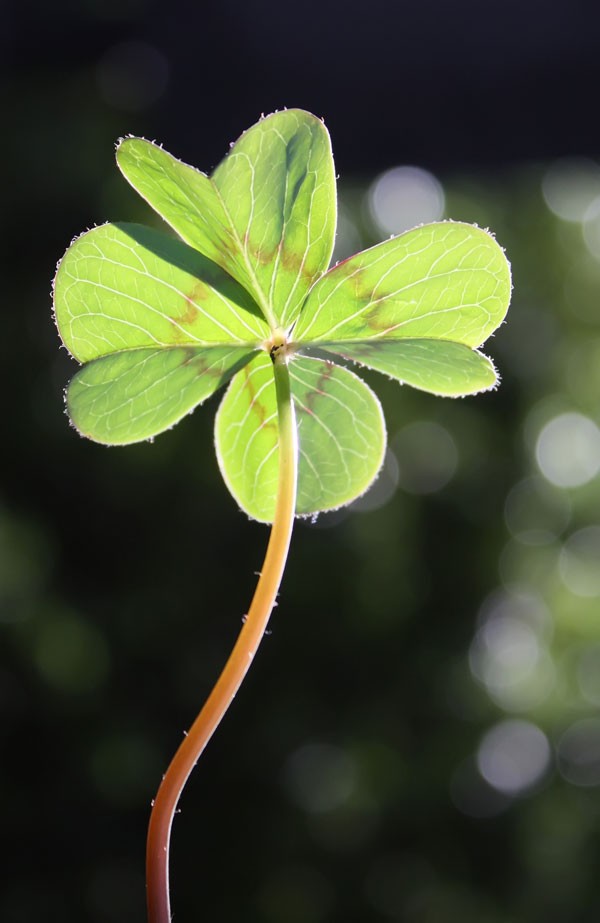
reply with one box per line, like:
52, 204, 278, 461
115, 133, 137, 148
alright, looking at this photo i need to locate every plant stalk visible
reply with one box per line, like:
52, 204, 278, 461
146, 353, 298, 923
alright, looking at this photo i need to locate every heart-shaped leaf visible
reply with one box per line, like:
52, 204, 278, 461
212, 110, 337, 328
67, 346, 257, 445
293, 222, 510, 348
215, 353, 385, 522
54, 223, 268, 363
319, 338, 498, 396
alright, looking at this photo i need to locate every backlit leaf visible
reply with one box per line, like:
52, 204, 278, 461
294, 222, 510, 348
54, 112, 512, 522
116, 137, 258, 300
67, 346, 256, 445
291, 357, 386, 514
212, 109, 337, 328
319, 338, 498, 396
215, 353, 385, 522
117, 111, 337, 330
54, 223, 268, 362
214, 354, 279, 522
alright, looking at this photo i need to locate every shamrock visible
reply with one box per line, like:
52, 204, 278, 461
53, 109, 511, 522
52, 109, 512, 923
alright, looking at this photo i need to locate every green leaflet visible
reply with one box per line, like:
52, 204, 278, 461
116, 138, 253, 295
67, 346, 256, 445
291, 357, 385, 514
293, 222, 510, 348
319, 339, 498, 396
215, 354, 279, 522
212, 110, 337, 328
53, 223, 268, 362
215, 353, 386, 522
118, 110, 337, 329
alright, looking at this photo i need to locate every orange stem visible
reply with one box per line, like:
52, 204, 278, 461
146, 354, 297, 923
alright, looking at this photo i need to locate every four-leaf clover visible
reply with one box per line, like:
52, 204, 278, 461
53, 109, 511, 521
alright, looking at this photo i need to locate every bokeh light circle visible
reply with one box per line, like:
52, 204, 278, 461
542, 158, 600, 222
535, 413, 600, 487
477, 720, 551, 796
368, 166, 444, 236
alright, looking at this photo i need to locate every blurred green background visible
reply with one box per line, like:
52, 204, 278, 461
4, 2, 600, 921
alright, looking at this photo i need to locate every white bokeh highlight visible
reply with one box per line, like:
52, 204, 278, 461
469, 587, 555, 711
477, 720, 551, 796
368, 167, 445, 236
535, 413, 600, 488
542, 158, 600, 222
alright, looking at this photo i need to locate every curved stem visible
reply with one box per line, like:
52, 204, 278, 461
146, 355, 298, 923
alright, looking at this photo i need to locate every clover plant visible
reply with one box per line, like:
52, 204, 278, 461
52, 109, 511, 922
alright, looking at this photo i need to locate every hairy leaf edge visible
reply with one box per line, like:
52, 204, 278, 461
64, 347, 258, 446
214, 357, 388, 524
312, 344, 501, 398
293, 219, 513, 350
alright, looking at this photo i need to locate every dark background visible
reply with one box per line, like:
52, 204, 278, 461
3, 1, 600, 921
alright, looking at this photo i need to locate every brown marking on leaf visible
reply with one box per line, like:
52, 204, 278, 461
303, 361, 335, 412
280, 243, 315, 282
191, 279, 211, 301
216, 225, 238, 253
325, 260, 372, 300
248, 239, 277, 267
166, 320, 186, 344
315, 361, 335, 387
242, 363, 277, 431
180, 347, 199, 366
177, 303, 200, 325
183, 354, 218, 378
173, 279, 212, 326
180, 351, 212, 377
181, 349, 227, 379
363, 300, 407, 333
